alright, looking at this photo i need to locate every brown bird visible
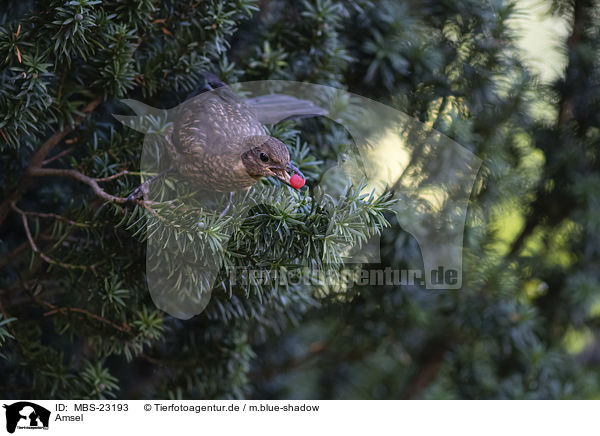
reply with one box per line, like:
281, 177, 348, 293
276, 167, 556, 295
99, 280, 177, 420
160, 74, 326, 193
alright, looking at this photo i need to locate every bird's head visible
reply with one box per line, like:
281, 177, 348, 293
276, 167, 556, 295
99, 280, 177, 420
240, 136, 304, 187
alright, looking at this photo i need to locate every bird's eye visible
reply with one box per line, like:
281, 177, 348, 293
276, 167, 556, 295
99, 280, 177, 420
260, 153, 269, 162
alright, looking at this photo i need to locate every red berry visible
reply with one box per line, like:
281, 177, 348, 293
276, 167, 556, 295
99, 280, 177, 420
289, 173, 305, 189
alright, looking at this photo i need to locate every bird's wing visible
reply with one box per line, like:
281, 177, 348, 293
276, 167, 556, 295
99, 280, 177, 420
245, 94, 328, 124
199, 73, 327, 124
173, 90, 265, 159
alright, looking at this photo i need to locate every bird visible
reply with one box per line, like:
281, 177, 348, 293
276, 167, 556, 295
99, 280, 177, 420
126, 73, 326, 201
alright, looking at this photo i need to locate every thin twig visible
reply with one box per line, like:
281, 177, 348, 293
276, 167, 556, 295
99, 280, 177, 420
140, 202, 170, 223
11, 202, 91, 271
10, 203, 88, 227
0, 128, 10, 146
41, 301, 131, 333
41, 146, 75, 166
0, 98, 102, 227
94, 170, 130, 182
30, 167, 157, 207
0, 197, 104, 272
140, 353, 164, 365
29, 168, 130, 204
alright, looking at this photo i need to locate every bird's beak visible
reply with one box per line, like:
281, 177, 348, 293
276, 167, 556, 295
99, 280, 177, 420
269, 162, 304, 187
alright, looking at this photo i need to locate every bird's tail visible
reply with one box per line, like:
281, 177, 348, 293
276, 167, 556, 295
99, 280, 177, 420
246, 94, 328, 124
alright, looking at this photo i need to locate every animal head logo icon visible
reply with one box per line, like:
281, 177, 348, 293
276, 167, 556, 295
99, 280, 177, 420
3, 402, 50, 434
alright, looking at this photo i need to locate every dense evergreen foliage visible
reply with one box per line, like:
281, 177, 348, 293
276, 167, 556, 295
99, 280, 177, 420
1, 0, 599, 399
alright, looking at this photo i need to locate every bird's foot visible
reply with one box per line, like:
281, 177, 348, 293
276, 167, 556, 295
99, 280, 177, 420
219, 192, 234, 218
127, 167, 173, 205
126, 184, 147, 204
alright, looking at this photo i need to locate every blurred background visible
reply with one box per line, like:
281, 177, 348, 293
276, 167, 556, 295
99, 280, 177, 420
1, 0, 599, 399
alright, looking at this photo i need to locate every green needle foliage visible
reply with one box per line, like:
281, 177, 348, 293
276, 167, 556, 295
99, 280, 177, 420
1, 0, 599, 400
